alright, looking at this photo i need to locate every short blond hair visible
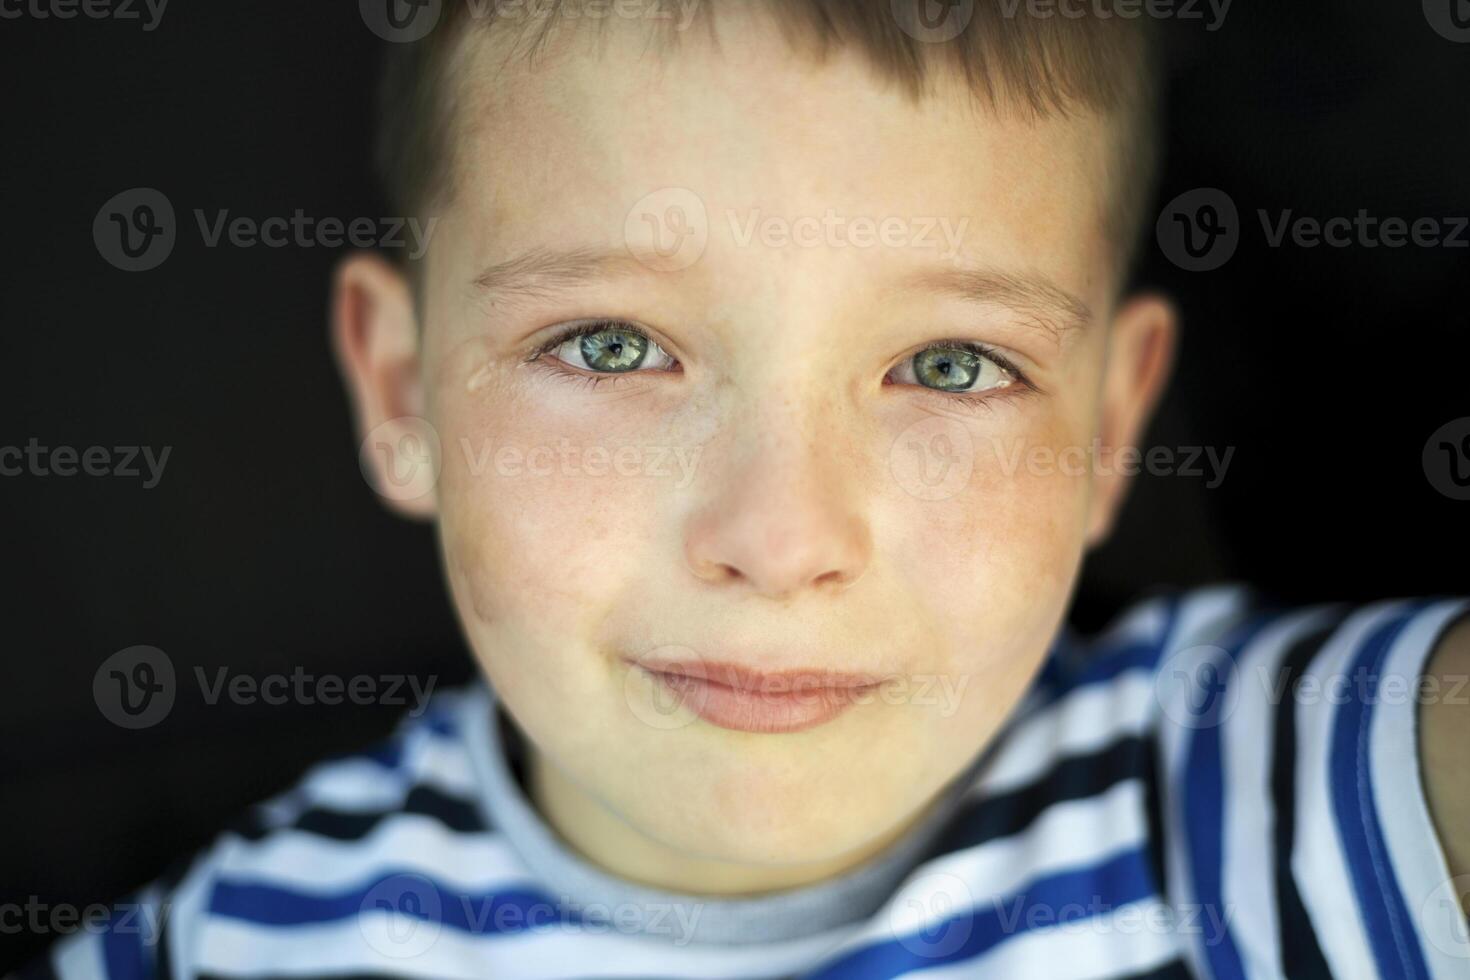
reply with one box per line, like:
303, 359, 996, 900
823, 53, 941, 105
375, 0, 1164, 285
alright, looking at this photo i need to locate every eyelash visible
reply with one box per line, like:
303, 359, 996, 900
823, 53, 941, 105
525, 320, 1038, 404
525, 320, 671, 392
899, 338, 1038, 410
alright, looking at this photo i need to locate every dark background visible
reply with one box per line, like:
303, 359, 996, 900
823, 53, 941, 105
2, 1, 1467, 969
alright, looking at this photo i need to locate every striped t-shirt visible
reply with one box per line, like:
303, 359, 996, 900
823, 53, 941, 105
22, 587, 1470, 979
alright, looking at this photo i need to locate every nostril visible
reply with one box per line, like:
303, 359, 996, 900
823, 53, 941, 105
814, 569, 848, 590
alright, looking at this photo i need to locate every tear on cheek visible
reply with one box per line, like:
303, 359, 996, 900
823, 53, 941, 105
449, 538, 501, 629
466, 361, 496, 394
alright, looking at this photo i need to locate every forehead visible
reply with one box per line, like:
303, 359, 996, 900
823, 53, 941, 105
440, 16, 1118, 311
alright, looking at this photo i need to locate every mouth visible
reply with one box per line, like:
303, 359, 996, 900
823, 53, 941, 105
626, 657, 888, 734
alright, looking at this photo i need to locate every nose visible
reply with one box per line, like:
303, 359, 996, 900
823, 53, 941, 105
682, 434, 872, 601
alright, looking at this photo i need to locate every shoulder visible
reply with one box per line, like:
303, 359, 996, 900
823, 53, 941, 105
27, 685, 515, 979
1000, 586, 1470, 980
1419, 612, 1470, 904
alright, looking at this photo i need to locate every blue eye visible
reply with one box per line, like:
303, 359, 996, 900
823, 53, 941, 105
543, 322, 678, 374
891, 344, 1016, 395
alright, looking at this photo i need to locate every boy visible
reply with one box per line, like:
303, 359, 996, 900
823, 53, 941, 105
23, 1, 1470, 977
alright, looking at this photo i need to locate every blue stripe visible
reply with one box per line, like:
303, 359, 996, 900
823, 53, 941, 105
210, 873, 591, 935
1329, 604, 1432, 980
100, 906, 151, 980
321, 706, 461, 772
1025, 599, 1181, 712
423, 711, 459, 737
805, 847, 1161, 979
1179, 612, 1277, 980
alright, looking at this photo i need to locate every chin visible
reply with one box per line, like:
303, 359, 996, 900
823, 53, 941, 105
623, 757, 913, 869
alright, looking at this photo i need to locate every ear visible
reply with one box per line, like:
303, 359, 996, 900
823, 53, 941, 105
330, 251, 438, 520
1084, 292, 1178, 547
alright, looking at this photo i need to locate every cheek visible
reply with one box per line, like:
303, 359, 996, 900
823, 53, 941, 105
878, 403, 1094, 699
431, 384, 670, 667
889, 411, 1092, 596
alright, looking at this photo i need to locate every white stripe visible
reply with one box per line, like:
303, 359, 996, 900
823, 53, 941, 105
974, 671, 1157, 797
194, 909, 856, 979
1372, 599, 1470, 980
193, 779, 1156, 979
216, 817, 533, 894
835, 779, 1152, 960
50, 930, 106, 980
975, 588, 1252, 804
162, 833, 240, 978
1092, 596, 1173, 653
1220, 604, 1340, 980
1294, 600, 1411, 980
891, 899, 1183, 980
191, 780, 1155, 979
252, 746, 480, 826
1153, 586, 1254, 980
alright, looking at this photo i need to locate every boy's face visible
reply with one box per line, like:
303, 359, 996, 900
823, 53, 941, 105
337, 15, 1174, 885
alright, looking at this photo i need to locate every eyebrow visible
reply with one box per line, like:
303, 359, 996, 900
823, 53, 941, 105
472, 246, 1094, 347
471, 245, 647, 302
905, 267, 1094, 348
